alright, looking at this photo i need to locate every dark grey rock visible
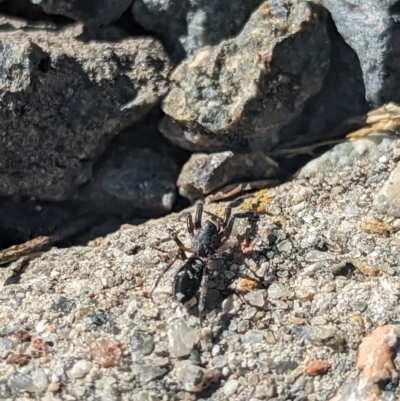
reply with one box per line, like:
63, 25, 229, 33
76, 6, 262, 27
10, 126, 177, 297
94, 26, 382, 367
51, 296, 77, 315
275, 14, 368, 150
320, 0, 400, 107
132, 0, 264, 60
78, 147, 178, 218
161, 0, 331, 152
34, 0, 133, 28
85, 309, 107, 326
270, 360, 299, 374
177, 151, 278, 201
353, 301, 367, 313
299, 325, 346, 349
132, 331, 155, 357
0, 27, 171, 201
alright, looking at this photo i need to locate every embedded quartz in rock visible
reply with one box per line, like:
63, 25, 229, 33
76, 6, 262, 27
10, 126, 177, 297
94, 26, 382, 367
176, 360, 218, 392
9, 373, 37, 393
32, 370, 49, 394
91, 340, 123, 368
267, 282, 294, 300
244, 289, 267, 307
68, 360, 92, 379
132, 331, 155, 358
167, 319, 199, 358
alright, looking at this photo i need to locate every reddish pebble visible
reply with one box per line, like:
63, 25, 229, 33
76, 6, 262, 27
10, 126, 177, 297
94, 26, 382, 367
91, 340, 123, 368
13, 329, 31, 342
110, 299, 121, 308
6, 353, 31, 367
305, 360, 331, 376
357, 325, 399, 383
30, 337, 47, 351
88, 291, 95, 299
235, 277, 260, 293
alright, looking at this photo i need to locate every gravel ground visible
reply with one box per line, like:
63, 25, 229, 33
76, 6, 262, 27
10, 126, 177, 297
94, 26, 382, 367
1, 134, 400, 400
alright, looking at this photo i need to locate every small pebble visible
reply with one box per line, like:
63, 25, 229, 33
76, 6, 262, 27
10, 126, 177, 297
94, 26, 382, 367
132, 331, 154, 357
32, 370, 48, 394
51, 296, 76, 315
211, 345, 221, 356
242, 330, 264, 346
10, 373, 36, 393
244, 290, 267, 307
267, 282, 293, 300
91, 340, 123, 368
176, 361, 217, 392
85, 309, 107, 325
223, 379, 239, 396
305, 360, 331, 376
68, 360, 92, 379
168, 319, 199, 358
353, 301, 368, 312
48, 382, 60, 393
212, 356, 227, 368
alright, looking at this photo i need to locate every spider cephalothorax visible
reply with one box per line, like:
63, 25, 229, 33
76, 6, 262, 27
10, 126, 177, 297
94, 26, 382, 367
149, 199, 236, 326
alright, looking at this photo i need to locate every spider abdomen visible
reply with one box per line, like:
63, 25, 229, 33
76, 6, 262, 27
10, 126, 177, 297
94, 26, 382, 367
191, 221, 219, 257
174, 257, 204, 303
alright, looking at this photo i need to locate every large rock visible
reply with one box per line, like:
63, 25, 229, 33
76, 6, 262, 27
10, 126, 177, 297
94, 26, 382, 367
77, 118, 181, 218
33, 0, 133, 27
274, 15, 368, 150
177, 151, 278, 202
0, 26, 172, 201
131, 0, 264, 60
161, 0, 331, 152
78, 148, 179, 218
320, 0, 400, 107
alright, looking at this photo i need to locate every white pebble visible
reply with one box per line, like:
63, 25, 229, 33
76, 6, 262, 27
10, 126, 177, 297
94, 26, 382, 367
33, 369, 48, 394
68, 360, 92, 379
224, 379, 239, 396
211, 345, 221, 356
36, 321, 47, 334
168, 319, 199, 358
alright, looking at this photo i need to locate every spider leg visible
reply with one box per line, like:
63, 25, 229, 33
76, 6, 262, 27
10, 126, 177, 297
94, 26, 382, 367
195, 199, 204, 230
198, 264, 209, 327
149, 231, 191, 298
171, 232, 192, 253
149, 248, 186, 298
219, 215, 235, 245
223, 202, 233, 226
179, 212, 194, 237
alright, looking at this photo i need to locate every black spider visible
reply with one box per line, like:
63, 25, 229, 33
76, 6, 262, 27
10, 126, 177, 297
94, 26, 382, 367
149, 199, 238, 326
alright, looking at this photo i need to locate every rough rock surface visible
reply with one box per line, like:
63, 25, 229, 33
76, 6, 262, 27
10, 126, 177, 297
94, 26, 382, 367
177, 151, 278, 202
34, 0, 133, 28
0, 25, 172, 201
0, 133, 399, 400
374, 161, 400, 218
132, 0, 264, 60
161, 0, 331, 152
320, 0, 400, 107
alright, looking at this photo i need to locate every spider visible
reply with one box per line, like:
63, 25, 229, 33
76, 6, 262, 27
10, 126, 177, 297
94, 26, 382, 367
149, 199, 239, 326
